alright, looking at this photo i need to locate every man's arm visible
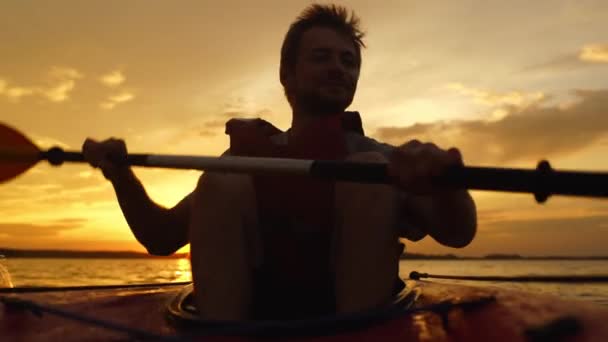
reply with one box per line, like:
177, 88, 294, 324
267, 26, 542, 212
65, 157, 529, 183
400, 189, 477, 248
113, 149, 237, 255
111, 168, 191, 255
388, 139, 477, 248
343, 133, 477, 247
82, 137, 191, 256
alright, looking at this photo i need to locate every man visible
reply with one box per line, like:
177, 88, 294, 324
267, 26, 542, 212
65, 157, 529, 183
83, 4, 476, 321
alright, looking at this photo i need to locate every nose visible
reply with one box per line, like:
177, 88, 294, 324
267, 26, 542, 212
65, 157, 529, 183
334, 54, 349, 70
326, 54, 347, 77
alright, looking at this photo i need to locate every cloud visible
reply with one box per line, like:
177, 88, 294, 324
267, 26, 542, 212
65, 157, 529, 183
42, 67, 83, 103
5, 86, 36, 100
194, 119, 227, 137
486, 213, 608, 233
0, 66, 83, 103
446, 83, 545, 108
220, 95, 276, 119
374, 88, 608, 165
100, 91, 135, 109
0, 218, 86, 238
100, 102, 115, 110
219, 108, 275, 132
223, 108, 274, 119
478, 214, 608, 256
469, 214, 608, 256
99, 71, 126, 87
41, 80, 77, 102
409, 199, 608, 257
167, 119, 226, 142
98, 71, 132, 109
201, 119, 228, 129
183, 108, 275, 140
108, 92, 134, 103
522, 42, 608, 72
148, 107, 278, 150
0, 177, 113, 211
49, 67, 83, 80
579, 43, 608, 63
31, 135, 71, 149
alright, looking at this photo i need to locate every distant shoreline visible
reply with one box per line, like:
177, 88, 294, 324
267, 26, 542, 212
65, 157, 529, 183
0, 248, 187, 259
401, 253, 608, 260
1, 248, 607, 260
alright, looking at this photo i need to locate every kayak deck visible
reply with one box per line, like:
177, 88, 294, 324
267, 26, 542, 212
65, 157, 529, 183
2, 280, 608, 341
1, 284, 180, 341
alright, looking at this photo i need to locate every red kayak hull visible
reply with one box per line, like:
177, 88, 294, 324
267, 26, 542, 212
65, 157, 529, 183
2, 280, 608, 342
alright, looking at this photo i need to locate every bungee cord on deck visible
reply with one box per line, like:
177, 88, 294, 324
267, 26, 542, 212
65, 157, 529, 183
410, 271, 608, 283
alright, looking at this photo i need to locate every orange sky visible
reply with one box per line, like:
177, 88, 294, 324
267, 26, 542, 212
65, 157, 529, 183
1, 1, 608, 256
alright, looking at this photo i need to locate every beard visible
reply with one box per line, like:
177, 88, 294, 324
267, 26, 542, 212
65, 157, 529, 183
294, 86, 355, 117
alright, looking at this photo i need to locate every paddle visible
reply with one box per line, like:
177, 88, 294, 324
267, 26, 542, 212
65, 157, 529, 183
1, 122, 607, 203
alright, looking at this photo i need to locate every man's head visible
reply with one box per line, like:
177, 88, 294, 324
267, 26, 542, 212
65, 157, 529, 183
280, 4, 365, 116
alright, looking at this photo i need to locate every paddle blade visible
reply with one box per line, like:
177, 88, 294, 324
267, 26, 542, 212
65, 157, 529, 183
0, 123, 41, 183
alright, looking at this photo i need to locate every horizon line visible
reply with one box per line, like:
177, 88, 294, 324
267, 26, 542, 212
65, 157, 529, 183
2, 247, 608, 260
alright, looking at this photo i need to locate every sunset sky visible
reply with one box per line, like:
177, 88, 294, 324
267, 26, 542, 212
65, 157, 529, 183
1, 0, 608, 256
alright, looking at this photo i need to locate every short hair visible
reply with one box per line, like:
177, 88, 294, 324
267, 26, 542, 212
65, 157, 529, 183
280, 4, 366, 73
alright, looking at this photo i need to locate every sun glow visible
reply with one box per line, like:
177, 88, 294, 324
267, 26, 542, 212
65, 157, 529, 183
1, 1, 607, 256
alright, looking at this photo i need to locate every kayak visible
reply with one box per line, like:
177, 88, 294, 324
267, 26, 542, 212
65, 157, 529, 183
2, 280, 608, 341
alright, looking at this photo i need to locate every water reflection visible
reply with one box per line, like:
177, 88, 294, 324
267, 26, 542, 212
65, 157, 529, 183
2, 258, 608, 305
0, 257, 13, 288
4, 258, 192, 287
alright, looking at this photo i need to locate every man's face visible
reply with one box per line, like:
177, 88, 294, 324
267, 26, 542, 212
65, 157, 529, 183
284, 26, 360, 115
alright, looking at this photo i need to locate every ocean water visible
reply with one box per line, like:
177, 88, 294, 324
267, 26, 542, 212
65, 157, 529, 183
2, 258, 608, 306
400, 259, 608, 306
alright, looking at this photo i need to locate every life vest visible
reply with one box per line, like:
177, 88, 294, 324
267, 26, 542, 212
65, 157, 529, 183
226, 112, 364, 319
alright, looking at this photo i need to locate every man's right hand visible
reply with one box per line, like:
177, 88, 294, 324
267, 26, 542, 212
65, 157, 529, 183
82, 138, 129, 183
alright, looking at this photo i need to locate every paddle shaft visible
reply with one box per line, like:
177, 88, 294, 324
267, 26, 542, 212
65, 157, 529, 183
42, 148, 608, 202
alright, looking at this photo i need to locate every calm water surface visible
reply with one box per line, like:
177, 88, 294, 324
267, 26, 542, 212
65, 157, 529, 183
2, 258, 608, 305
